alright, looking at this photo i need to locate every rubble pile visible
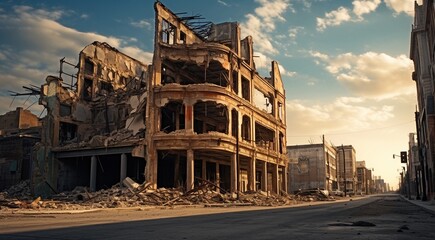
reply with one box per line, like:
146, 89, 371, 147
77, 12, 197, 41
0, 178, 319, 211
294, 189, 334, 202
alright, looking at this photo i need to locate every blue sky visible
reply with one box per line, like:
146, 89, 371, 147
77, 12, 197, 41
0, 0, 419, 188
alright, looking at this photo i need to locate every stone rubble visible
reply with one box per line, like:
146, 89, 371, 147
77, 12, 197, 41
0, 179, 335, 211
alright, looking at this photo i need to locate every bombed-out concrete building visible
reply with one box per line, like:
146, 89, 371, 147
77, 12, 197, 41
0, 108, 41, 190
33, 1, 287, 196
33, 42, 149, 196
287, 141, 338, 193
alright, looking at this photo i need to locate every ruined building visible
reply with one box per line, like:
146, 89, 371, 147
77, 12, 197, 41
0, 108, 41, 190
336, 145, 357, 195
410, 0, 434, 201
33, 2, 287, 196
287, 140, 338, 193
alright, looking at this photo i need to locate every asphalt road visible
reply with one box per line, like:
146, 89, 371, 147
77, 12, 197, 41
1, 194, 434, 240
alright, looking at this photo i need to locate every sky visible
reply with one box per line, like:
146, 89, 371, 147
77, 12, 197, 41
0, 0, 421, 189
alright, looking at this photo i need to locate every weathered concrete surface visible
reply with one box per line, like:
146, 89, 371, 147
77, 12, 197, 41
1, 194, 434, 239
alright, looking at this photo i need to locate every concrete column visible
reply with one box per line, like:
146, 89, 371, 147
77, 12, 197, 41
185, 104, 194, 132
186, 149, 194, 191
272, 163, 279, 194
145, 148, 158, 189
248, 157, 256, 191
261, 161, 267, 192
120, 153, 127, 184
231, 153, 238, 193
90, 155, 97, 192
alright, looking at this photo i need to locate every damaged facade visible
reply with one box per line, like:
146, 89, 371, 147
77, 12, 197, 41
0, 108, 41, 190
34, 42, 149, 196
33, 2, 287, 196
287, 142, 338, 193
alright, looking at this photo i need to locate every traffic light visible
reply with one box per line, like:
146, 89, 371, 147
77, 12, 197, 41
400, 151, 407, 163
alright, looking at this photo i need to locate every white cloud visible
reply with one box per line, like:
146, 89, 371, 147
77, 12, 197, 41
353, 0, 381, 19
288, 26, 304, 43
317, 6, 351, 31
310, 51, 414, 100
241, 0, 291, 54
217, 0, 229, 6
316, 0, 381, 31
0, 5, 153, 115
384, 0, 418, 16
131, 19, 152, 29
286, 97, 395, 135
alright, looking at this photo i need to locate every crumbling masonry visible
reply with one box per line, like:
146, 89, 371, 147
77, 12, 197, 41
33, 2, 287, 197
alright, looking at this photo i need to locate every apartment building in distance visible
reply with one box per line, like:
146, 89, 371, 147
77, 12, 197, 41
32, 1, 288, 196
336, 145, 357, 195
287, 139, 337, 193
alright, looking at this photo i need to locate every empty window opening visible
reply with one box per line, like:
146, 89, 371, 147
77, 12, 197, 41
253, 88, 273, 114
255, 122, 275, 150
96, 63, 103, 78
241, 115, 251, 142
100, 81, 113, 95
162, 65, 176, 84
162, 19, 176, 44
194, 101, 228, 134
163, 60, 229, 87
279, 132, 284, 154
84, 58, 94, 75
231, 109, 238, 138
180, 31, 186, 44
232, 71, 238, 95
59, 122, 77, 145
83, 78, 93, 100
161, 101, 185, 133
219, 164, 231, 192
242, 76, 250, 101
157, 151, 187, 189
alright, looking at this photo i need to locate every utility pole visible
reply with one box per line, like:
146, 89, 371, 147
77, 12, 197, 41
342, 145, 346, 196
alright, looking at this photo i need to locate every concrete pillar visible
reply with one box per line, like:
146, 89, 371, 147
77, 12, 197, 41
231, 153, 238, 193
202, 159, 207, 180
248, 157, 256, 191
120, 153, 127, 184
261, 161, 267, 192
145, 148, 158, 189
90, 155, 97, 192
186, 149, 194, 191
272, 163, 279, 194
185, 104, 194, 132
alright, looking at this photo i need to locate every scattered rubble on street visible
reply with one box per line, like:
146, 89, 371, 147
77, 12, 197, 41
0, 178, 337, 211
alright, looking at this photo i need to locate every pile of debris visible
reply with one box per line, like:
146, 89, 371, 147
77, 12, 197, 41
0, 178, 314, 211
293, 188, 334, 201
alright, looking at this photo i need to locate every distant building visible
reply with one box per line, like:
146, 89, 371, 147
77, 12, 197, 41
356, 161, 369, 195
336, 145, 357, 195
0, 107, 41, 190
287, 139, 338, 192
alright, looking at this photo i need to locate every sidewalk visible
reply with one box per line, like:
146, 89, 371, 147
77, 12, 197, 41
401, 195, 435, 214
